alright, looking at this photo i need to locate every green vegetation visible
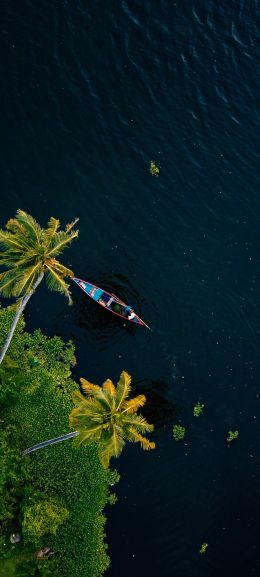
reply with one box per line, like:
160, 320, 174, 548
199, 542, 208, 554
150, 160, 160, 176
193, 402, 204, 417
0, 210, 78, 364
23, 371, 155, 467
0, 307, 118, 577
227, 430, 239, 444
22, 498, 69, 545
172, 425, 186, 441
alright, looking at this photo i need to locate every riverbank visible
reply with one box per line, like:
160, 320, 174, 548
0, 307, 118, 577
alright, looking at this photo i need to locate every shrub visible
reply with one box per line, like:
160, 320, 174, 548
22, 498, 69, 545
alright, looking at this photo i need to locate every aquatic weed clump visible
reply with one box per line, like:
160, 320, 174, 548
172, 425, 186, 441
193, 402, 204, 417
226, 430, 239, 444
200, 542, 208, 554
150, 160, 160, 176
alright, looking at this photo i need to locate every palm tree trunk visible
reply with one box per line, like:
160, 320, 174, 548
0, 272, 44, 365
22, 431, 79, 456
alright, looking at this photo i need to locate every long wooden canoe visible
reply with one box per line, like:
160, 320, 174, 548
73, 277, 150, 329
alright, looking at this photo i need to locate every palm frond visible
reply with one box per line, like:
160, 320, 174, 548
0, 270, 9, 281
110, 425, 125, 457
0, 251, 39, 269
46, 217, 60, 239
66, 217, 79, 233
11, 263, 42, 296
124, 414, 154, 433
5, 219, 36, 248
5, 218, 26, 234
116, 371, 132, 410
45, 265, 72, 303
47, 230, 78, 257
0, 230, 31, 253
75, 423, 104, 445
70, 397, 107, 425
128, 428, 156, 450
46, 259, 74, 278
71, 389, 88, 406
80, 378, 101, 396
80, 377, 112, 410
98, 450, 110, 469
98, 427, 125, 467
122, 394, 146, 414
95, 389, 114, 411
5, 219, 39, 251
103, 379, 116, 396
15, 210, 42, 244
0, 270, 21, 297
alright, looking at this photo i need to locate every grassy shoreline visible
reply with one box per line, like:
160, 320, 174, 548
0, 307, 118, 577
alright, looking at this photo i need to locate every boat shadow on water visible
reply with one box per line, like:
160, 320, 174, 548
71, 276, 148, 332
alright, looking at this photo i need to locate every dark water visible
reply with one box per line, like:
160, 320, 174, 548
1, 1, 260, 576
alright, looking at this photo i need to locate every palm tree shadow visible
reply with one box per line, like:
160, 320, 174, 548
133, 379, 179, 429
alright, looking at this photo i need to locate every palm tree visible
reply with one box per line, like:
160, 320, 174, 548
23, 371, 155, 468
0, 210, 78, 364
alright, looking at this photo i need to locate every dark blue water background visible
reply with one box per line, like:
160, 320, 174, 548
1, 1, 259, 576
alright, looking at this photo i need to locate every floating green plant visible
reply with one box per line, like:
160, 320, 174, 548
227, 430, 239, 444
150, 160, 160, 176
172, 425, 185, 441
200, 542, 208, 554
193, 402, 204, 417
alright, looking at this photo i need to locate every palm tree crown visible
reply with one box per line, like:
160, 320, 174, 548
69, 371, 155, 468
0, 210, 78, 303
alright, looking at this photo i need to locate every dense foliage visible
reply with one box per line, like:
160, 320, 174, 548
22, 498, 70, 545
0, 307, 118, 577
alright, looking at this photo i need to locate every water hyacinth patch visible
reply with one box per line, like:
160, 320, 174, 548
172, 425, 185, 441
227, 430, 239, 444
150, 160, 160, 176
200, 542, 208, 554
193, 402, 204, 417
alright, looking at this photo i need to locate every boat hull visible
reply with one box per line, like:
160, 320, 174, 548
73, 278, 149, 328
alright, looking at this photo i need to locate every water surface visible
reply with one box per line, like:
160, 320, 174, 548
1, 2, 259, 576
